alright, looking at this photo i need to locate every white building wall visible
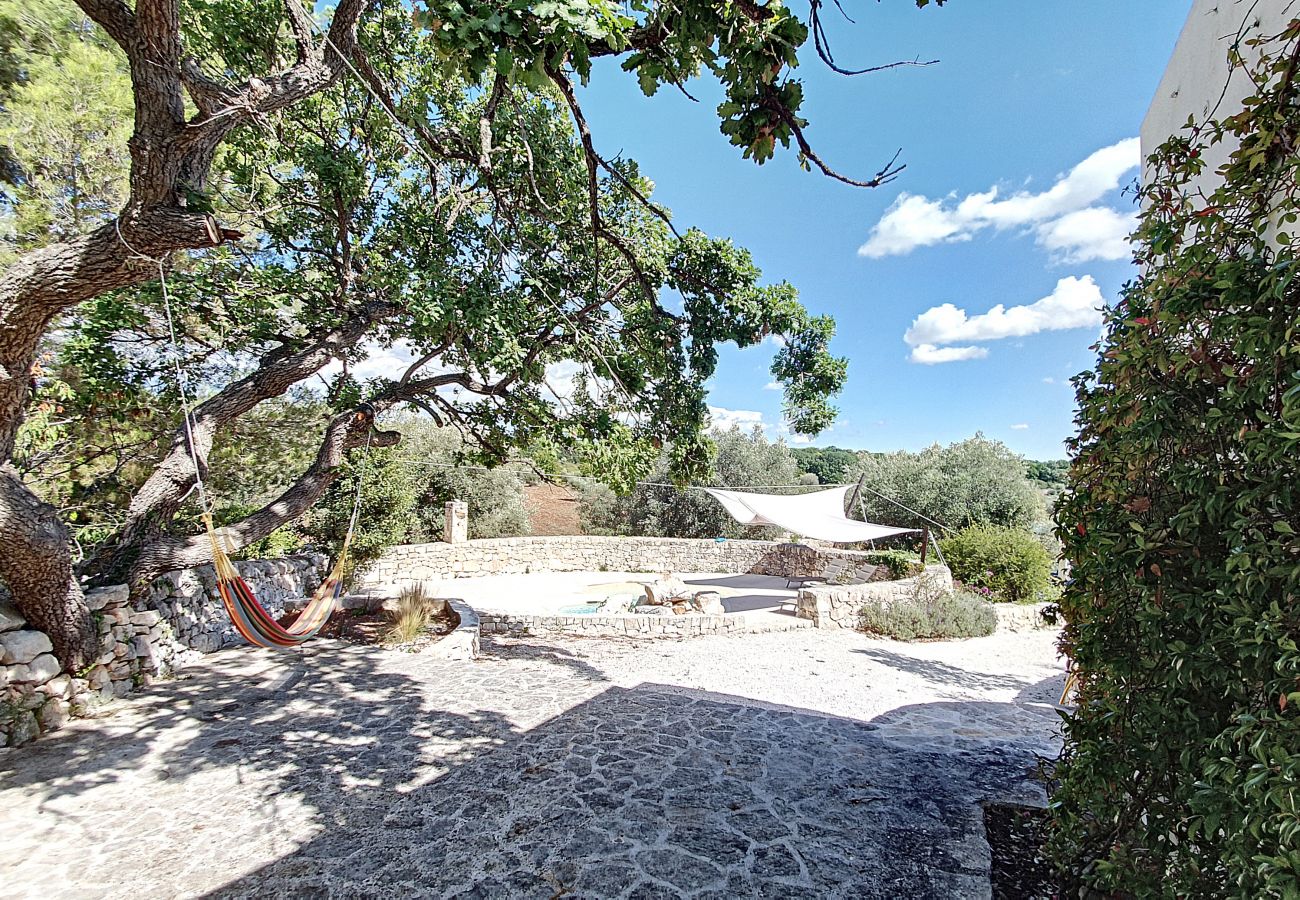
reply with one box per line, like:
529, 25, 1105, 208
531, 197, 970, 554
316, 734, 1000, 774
1142, 0, 1296, 192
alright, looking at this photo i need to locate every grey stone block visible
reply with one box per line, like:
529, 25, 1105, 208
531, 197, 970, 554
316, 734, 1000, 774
85, 584, 129, 610
12, 652, 60, 684
0, 630, 53, 665
0, 601, 26, 632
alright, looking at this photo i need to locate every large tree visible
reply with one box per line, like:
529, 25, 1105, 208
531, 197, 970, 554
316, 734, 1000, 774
1, 0, 938, 669
78, 28, 848, 595
844, 435, 1046, 531
580, 424, 802, 539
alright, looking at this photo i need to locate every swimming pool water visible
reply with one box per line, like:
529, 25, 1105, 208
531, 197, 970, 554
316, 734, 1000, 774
556, 604, 603, 616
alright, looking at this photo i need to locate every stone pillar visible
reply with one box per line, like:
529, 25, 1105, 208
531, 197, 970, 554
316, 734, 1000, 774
444, 500, 468, 544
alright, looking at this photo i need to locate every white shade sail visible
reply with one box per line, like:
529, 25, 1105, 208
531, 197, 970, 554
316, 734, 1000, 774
703, 485, 919, 544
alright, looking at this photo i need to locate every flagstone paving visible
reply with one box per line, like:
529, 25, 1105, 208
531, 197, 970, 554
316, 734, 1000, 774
0, 628, 1063, 899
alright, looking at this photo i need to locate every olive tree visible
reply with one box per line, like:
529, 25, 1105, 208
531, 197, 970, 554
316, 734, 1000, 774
845, 435, 1045, 530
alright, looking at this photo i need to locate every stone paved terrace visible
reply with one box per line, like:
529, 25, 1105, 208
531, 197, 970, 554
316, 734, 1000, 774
0, 628, 1064, 899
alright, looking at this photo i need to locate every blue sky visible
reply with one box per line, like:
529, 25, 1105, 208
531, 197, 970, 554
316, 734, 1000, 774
575, 1, 1192, 460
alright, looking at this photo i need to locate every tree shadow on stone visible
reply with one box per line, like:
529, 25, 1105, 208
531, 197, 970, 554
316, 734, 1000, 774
850, 646, 1038, 694
0, 640, 517, 815
206, 683, 1054, 899
1015, 672, 1068, 707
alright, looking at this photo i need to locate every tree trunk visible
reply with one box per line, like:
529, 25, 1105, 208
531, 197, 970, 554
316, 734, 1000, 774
88, 304, 396, 585
0, 467, 97, 670
124, 409, 399, 594
0, 209, 229, 671
0, 0, 365, 667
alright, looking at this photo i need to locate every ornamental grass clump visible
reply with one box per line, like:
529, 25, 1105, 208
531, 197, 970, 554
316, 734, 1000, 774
385, 584, 434, 645
1049, 23, 1300, 897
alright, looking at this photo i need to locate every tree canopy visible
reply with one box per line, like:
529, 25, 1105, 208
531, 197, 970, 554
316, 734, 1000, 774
581, 424, 800, 539
790, 445, 859, 484
0, 0, 940, 668
844, 435, 1046, 531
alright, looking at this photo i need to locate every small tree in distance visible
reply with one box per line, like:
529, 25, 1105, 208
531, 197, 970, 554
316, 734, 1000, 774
845, 435, 1045, 531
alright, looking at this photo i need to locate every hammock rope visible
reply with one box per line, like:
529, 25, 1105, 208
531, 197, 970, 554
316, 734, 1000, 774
132, 225, 371, 650
204, 429, 371, 649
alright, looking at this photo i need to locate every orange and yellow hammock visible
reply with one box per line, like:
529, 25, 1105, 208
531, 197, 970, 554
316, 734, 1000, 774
205, 513, 352, 649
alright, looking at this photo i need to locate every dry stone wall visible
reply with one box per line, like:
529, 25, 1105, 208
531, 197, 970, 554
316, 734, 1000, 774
992, 602, 1059, 633
2, 585, 173, 748
796, 566, 956, 630
358, 536, 886, 593
1, 554, 327, 748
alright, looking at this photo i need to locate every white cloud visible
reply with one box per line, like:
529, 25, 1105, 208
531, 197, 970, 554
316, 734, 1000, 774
708, 405, 765, 431
762, 381, 782, 391
905, 275, 1106, 350
858, 138, 1140, 259
1010, 423, 1030, 430
544, 360, 583, 402
320, 339, 438, 383
1042, 376, 1056, 384
909, 344, 989, 365
1036, 206, 1136, 262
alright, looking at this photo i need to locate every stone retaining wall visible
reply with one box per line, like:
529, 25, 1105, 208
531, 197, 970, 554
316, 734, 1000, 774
796, 566, 955, 630
142, 554, 328, 652
480, 610, 813, 639
429, 599, 480, 660
1, 554, 327, 748
359, 536, 886, 592
2, 584, 172, 748
993, 602, 1059, 633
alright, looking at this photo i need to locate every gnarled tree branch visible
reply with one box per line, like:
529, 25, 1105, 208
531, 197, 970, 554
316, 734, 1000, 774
91, 300, 400, 585
125, 406, 400, 590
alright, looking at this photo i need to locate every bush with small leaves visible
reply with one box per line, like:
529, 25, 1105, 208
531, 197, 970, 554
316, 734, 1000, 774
862, 549, 922, 580
1050, 25, 1300, 896
940, 524, 1053, 603
858, 587, 996, 642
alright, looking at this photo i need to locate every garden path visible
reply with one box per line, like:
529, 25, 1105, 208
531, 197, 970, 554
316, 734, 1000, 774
0, 628, 1062, 898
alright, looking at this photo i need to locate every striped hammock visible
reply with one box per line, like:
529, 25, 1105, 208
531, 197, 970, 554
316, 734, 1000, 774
205, 515, 351, 649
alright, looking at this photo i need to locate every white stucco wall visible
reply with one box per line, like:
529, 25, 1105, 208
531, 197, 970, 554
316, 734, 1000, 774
1142, 0, 1295, 191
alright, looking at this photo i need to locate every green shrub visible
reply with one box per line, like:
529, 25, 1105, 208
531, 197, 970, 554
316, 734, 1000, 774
859, 587, 996, 641
233, 519, 304, 560
300, 445, 419, 582
940, 524, 1052, 603
1049, 29, 1300, 896
862, 549, 922, 580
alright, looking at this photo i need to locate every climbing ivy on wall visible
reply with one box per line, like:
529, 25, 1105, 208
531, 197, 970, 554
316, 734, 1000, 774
1050, 22, 1300, 896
